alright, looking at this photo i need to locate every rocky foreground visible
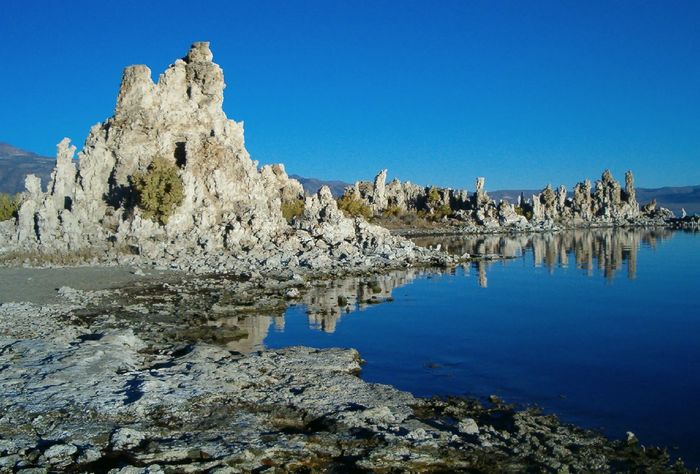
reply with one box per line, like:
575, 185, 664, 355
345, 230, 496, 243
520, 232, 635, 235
0, 269, 690, 473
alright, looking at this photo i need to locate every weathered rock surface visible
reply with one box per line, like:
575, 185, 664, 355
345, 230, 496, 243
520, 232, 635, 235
0, 43, 442, 272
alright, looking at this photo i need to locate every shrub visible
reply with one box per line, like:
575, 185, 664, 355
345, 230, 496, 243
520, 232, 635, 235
434, 204, 452, 219
427, 186, 441, 204
337, 194, 372, 220
281, 198, 304, 222
0, 193, 21, 221
514, 207, 534, 220
541, 185, 556, 206
382, 205, 403, 217
132, 157, 184, 225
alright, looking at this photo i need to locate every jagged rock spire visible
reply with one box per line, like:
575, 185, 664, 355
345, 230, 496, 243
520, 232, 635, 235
3, 42, 416, 273
8, 43, 296, 253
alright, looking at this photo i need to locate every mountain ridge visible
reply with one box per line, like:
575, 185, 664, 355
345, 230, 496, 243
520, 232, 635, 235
0, 142, 55, 194
289, 174, 349, 197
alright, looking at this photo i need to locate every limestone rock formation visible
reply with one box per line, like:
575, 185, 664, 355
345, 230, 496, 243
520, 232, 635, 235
1, 43, 675, 260
497, 201, 528, 228
1, 43, 427, 271
516, 170, 651, 226
344, 170, 473, 216
473, 177, 489, 207
343, 171, 528, 228
572, 179, 593, 221
6, 42, 290, 254
260, 163, 304, 205
371, 169, 388, 212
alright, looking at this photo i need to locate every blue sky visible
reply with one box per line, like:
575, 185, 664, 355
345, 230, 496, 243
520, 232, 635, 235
1, 0, 698, 189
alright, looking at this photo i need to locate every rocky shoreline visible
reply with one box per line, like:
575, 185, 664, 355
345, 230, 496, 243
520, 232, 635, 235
0, 267, 691, 473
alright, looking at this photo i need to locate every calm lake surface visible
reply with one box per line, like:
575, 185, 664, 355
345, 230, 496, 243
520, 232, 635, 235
263, 229, 700, 466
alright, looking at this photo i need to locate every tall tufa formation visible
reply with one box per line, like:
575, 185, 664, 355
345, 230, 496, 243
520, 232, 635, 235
572, 179, 593, 221
473, 177, 489, 207
2, 43, 422, 269
9, 42, 296, 254
517, 170, 644, 225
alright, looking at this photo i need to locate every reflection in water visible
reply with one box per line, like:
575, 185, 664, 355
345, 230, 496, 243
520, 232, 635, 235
215, 269, 433, 352
299, 269, 426, 332
224, 229, 673, 351
412, 228, 674, 285
218, 314, 275, 354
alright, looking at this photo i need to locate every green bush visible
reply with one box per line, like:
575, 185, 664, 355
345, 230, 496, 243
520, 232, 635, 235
514, 206, 533, 220
337, 194, 372, 219
281, 198, 304, 222
541, 185, 556, 205
0, 193, 21, 221
132, 157, 184, 225
434, 204, 452, 219
382, 205, 403, 217
427, 186, 441, 204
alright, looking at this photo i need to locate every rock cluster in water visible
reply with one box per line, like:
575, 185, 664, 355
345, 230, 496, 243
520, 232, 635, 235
0, 43, 445, 272
344, 168, 675, 231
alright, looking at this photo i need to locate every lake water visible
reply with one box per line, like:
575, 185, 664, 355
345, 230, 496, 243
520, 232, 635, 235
261, 229, 699, 466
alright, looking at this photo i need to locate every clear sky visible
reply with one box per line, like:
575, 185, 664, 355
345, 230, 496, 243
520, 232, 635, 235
1, 0, 698, 190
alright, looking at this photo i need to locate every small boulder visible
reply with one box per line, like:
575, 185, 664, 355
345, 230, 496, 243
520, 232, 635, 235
110, 427, 145, 451
43, 443, 78, 467
285, 288, 300, 299
458, 418, 479, 435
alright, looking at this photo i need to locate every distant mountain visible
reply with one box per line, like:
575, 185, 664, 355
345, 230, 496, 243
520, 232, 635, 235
488, 189, 541, 205
635, 186, 700, 215
290, 174, 349, 198
0, 142, 55, 194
